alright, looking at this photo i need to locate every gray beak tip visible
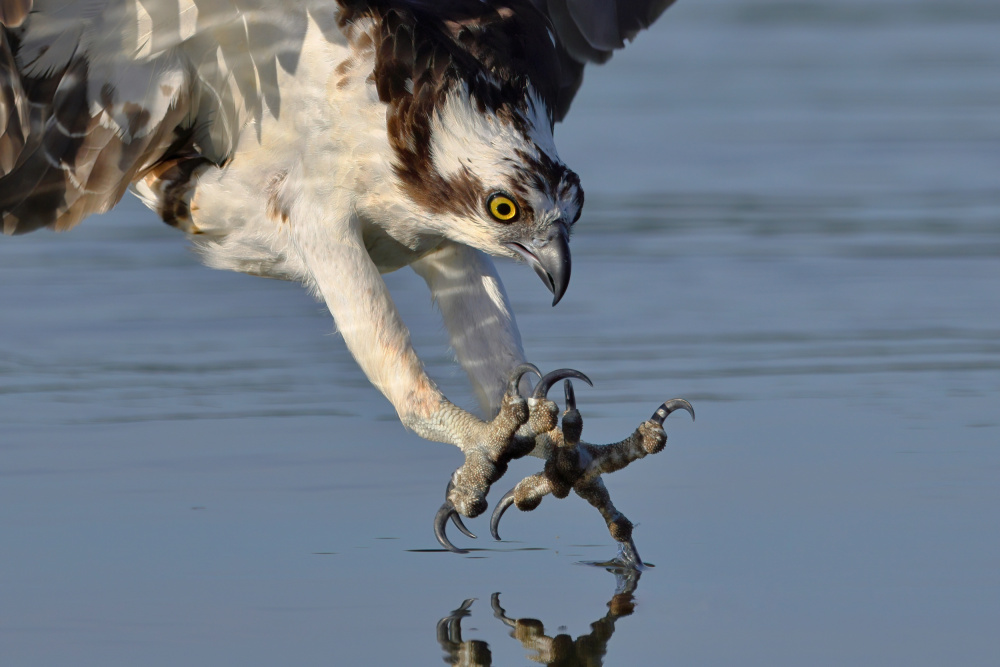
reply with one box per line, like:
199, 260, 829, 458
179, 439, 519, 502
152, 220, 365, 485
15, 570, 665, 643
507, 222, 571, 307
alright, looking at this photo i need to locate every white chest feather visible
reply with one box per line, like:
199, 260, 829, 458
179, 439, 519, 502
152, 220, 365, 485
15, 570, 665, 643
182, 16, 430, 281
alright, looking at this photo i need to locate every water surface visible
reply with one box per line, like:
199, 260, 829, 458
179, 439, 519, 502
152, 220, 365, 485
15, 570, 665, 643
2, 1, 999, 664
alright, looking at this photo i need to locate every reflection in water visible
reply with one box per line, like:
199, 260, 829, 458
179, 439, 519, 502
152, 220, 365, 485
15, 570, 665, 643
437, 599, 493, 666
437, 568, 641, 666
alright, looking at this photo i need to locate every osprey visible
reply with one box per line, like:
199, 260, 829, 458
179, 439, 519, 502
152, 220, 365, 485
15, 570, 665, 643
1, 0, 692, 563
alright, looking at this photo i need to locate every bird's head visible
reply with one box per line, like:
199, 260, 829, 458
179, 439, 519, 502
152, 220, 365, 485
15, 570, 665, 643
369, 3, 584, 305
391, 86, 583, 305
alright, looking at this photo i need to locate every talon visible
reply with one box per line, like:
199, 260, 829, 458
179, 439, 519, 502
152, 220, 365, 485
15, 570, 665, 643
490, 487, 517, 540
533, 368, 592, 399
561, 379, 584, 445
564, 379, 576, 410
443, 480, 477, 539
451, 511, 476, 539
651, 398, 695, 425
435, 502, 470, 553
508, 363, 542, 396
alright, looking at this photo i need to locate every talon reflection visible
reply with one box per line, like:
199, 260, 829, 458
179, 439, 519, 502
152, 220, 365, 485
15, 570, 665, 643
435, 569, 641, 666
438, 598, 492, 666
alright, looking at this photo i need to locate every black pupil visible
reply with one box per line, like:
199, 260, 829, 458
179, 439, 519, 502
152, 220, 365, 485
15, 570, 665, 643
496, 202, 511, 216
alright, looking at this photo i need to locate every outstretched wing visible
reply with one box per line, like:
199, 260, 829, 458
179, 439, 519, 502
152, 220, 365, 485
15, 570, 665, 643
533, 0, 676, 121
384, 0, 675, 122
0, 0, 327, 234
1, 2, 190, 234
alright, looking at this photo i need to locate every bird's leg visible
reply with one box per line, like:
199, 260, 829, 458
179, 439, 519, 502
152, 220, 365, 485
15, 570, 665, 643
432, 362, 537, 550
286, 227, 562, 550
410, 243, 688, 554
409, 244, 585, 551
491, 380, 694, 566
434, 367, 592, 552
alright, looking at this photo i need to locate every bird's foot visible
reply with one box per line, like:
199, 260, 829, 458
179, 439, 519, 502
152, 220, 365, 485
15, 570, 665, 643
489, 379, 694, 567
434, 364, 592, 553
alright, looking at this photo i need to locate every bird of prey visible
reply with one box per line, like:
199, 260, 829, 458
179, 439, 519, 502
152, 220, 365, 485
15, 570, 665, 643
1, 0, 693, 563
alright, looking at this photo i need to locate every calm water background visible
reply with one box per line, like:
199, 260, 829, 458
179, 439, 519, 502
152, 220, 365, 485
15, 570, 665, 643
2, 0, 999, 664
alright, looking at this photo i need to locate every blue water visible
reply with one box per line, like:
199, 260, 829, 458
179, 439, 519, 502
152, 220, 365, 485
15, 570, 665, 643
2, 1, 999, 664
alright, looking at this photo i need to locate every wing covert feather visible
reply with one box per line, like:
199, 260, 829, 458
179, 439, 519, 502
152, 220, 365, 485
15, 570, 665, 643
1, 0, 324, 234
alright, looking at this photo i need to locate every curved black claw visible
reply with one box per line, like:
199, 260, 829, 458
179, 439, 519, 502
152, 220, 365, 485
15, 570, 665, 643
436, 482, 477, 552
489, 487, 517, 541
442, 480, 477, 539
651, 398, 696, 425
450, 511, 476, 539
564, 379, 577, 410
435, 502, 469, 553
533, 368, 593, 400
509, 363, 542, 396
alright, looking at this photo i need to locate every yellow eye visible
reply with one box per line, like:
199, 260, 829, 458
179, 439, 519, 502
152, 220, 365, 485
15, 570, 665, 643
487, 193, 519, 222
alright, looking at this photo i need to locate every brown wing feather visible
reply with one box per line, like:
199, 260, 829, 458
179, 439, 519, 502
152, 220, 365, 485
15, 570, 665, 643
0, 36, 193, 234
0, 29, 29, 174
2, 1, 328, 235
0, 0, 31, 28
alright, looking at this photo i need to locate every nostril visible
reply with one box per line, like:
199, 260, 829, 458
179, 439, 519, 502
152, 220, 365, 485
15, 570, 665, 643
531, 235, 552, 249
533, 221, 569, 249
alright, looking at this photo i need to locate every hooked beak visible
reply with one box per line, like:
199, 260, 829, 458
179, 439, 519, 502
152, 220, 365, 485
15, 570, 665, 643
505, 222, 571, 306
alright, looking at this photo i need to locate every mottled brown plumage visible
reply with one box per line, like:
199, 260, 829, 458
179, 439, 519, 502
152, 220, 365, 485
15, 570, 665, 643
0, 0, 31, 29
1, 32, 192, 234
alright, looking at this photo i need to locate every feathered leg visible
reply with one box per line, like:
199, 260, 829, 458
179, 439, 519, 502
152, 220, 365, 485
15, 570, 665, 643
413, 243, 693, 559
289, 224, 573, 551
413, 244, 588, 551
